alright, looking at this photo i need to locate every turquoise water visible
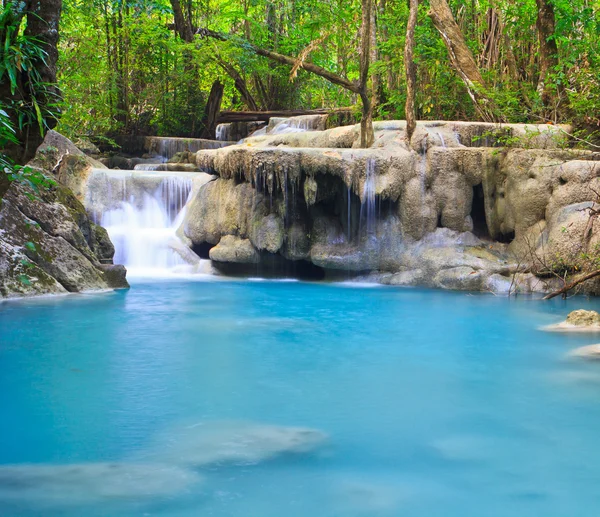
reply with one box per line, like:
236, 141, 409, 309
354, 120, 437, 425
2, 280, 600, 516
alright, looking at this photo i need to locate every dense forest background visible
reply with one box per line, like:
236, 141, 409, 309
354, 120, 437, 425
2, 0, 599, 148
56, 0, 600, 140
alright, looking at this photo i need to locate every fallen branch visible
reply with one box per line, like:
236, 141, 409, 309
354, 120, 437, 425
543, 269, 600, 300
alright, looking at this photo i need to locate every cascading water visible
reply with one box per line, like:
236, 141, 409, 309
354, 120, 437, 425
216, 123, 231, 142
86, 169, 204, 276
359, 158, 377, 240
271, 115, 327, 135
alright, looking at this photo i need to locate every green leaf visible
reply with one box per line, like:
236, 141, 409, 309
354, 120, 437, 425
24, 241, 37, 252
18, 274, 32, 286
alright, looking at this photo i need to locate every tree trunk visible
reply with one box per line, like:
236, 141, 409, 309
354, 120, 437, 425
359, 0, 375, 148
535, 0, 560, 107
429, 0, 497, 122
405, 0, 418, 143
170, 0, 194, 42
217, 60, 260, 111
201, 80, 224, 139
0, 0, 63, 164
198, 26, 374, 147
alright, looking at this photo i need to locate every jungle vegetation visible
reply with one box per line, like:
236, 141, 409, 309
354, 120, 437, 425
1, 0, 600, 159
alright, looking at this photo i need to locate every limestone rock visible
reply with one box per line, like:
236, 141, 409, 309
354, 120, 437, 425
184, 120, 599, 292
434, 266, 484, 291
251, 213, 284, 253
209, 235, 259, 264
545, 310, 600, 332
0, 170, 128, 298
567, 309, 600, 327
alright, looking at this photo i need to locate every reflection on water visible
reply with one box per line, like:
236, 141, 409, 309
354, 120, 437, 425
1, 281, 600, 516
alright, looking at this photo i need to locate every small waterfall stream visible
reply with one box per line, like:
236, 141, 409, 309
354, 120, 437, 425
86, 169, 204, 276
359, 158, 377, 239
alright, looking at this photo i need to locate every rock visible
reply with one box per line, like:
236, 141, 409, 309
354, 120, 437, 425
567, 309, 600, 326
545, 310, 600, 332
0, 462, 202, 507
184, 119, 600, 292
74, 137, 100, 155
209, 235, 259, 264
90, 223, 115, 262
0, 150, 128, 298
568, 344, 600, 360
98, 264, 129, 288
434, 266, 484, 291
140, 420, 329, 467
387, 269, 426, 286
250, 213, 284, 253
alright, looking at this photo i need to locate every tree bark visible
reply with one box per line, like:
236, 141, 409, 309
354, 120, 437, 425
405, 0, 418, 143
200, 80, 224, 139
542, 270, 600, 300
217, 59, 260, 111
0, 0, 63, 163
429, 0, 497, 122
359, 0, 375, 148
170, 0, 194, 42
535, 0, 560, 107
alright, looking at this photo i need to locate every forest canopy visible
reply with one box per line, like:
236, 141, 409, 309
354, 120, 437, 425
11, 0, 600, 141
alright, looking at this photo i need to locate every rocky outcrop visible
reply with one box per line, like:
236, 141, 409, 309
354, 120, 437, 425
0, 133, 128, 299
178, 118, 598, 292
545, 310, 600, 332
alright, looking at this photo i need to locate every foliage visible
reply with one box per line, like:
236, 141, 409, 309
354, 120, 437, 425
0, 3, 61, 146
55, 0, 600, 140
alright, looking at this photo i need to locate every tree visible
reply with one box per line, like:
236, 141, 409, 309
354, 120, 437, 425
428, 0, 498, 122
1, 0, 63, 163
404, 0, 418, 142
197, 0, 377, 149
535, 0, 561, 109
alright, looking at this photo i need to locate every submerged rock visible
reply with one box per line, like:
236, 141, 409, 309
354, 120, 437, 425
140, 420, 329, 467
0, 462, 202, 506
568, 344, 600, 360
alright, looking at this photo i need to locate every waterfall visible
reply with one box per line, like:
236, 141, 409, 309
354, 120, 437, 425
271, 115, 327, 135
437, 132, 446, 148
134, 163, 169, 171
359, 158, 377, 239
147, 137, 231, 161
86, 169, 204, 276
216, 123, 231, 141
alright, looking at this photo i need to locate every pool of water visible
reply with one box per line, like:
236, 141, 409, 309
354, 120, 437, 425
2, 280, 600, 516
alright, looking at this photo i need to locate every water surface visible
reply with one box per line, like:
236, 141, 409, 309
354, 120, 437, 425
1, 281, 600, 516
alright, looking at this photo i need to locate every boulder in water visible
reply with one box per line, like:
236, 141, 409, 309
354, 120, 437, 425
545, 310, 600, 332
568, 344, 600, 360
140, 420, 329, 467
0, 462, 202, 507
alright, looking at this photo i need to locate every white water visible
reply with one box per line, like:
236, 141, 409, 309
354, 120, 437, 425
216, 123, 231, 141
271, 115, 326, 135
359, 158, 377, 238
86, 170, 204, 277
